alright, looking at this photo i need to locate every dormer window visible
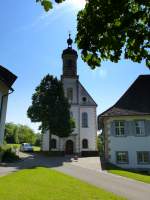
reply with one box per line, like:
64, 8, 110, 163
67, 88, 73, 101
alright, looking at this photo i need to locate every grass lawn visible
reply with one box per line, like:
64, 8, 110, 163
0, 167, 126, 200
5, 143, 21, 149
107, 165, 150, 184
33, 146, 41, 151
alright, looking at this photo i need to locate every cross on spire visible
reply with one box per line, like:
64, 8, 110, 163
67, 33, 73, 48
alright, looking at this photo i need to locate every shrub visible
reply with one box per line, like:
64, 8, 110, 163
0, 146, 20, 163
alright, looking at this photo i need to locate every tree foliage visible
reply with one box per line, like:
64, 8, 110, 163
27, 75, 74, 150
4, 123, 38, 145
77, 0, 150, 69
37, 0, 150, 69
36, 0, 65, 11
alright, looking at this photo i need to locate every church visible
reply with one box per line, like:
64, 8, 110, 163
42, 35, 97, 155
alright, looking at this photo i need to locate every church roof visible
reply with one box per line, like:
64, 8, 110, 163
99, 75, 150, 118
62, 47, 78, 57
62, 34, 78, 57
0, 65, 17, 89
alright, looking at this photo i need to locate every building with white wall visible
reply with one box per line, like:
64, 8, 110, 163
98, 75, 150, 169
0, 65, 17, 145
42, 36, 97, 155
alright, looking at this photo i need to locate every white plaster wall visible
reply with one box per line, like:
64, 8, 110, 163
106, 116, 150, 169
79, 83, 97, 105
42, 78, 97, 154
109, 136, 150, 168
80, 107, 97, 151
42, 131, 49, 151
62, 78, 78, 104
70, 105, 79, 135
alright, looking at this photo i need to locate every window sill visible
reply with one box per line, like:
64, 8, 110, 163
115, 135, 126, 137
135, 134, 146, 137
137, 162, 150, 165
117, 162, 128, 164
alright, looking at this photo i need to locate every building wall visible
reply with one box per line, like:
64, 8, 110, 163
62, 78, 78, 104
42, 76, 97, 154
0, 81, 9, 145
80, 106, 97, 151
104, 115, 150, 169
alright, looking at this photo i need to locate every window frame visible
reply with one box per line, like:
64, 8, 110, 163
51, 139, 57, 149
137, 151, 150, 164
135, 120, 145, 136
82, 112, 88, 128
116, 151, 128, 164
82, 139, 88, 149
115, 121, 125, 136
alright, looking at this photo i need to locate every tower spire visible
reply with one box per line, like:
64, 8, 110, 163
61, 34, 78, 79
67, 33, 73, 48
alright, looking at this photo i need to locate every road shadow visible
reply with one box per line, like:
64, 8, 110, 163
0, 153, 103, 176
0, 152, 76, 173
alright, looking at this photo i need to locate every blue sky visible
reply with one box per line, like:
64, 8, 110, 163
0, 1, 149, 132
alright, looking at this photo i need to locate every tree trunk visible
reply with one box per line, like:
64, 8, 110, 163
49, 130, 51, 151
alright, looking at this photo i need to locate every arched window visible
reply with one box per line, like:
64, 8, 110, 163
51, 139, 57, 149
82, 112, 88, 128
82, 139, 88, 149
67, 88, 73, 101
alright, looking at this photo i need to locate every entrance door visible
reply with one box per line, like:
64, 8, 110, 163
65, 140, 74, 155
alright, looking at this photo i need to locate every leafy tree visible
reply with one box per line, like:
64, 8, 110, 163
35, 133, 42, 146
5, 123, 36, 145
4, 123, 18, 144
36, 0, 65, 11
17, 125, 36, 145
27, 74, 74, 151
37, 0, 150, 69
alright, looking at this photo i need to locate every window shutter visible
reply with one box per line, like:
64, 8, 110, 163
128, 121, 136, 136
124, 121, 129, 136
110, 121, 115, 136
145, 120, 150, 136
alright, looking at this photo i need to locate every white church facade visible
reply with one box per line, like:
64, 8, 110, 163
42, 36, 97, 155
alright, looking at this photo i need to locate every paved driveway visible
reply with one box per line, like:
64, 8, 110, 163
0, 153, 150, 200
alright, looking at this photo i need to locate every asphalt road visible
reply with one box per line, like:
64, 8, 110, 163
0, 153, 150, 200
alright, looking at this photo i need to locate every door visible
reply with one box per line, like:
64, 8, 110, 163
65, 140, 74, 154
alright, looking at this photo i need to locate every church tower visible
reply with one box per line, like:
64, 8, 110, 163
61, 34, 78, 79
42, 35, 97, 155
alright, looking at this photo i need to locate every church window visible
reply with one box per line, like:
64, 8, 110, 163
82, 112, 88, 128
82, 97, 87, 103
51, 139, 57, 149
82, 139, 88, 149
67, 88, 73, 101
